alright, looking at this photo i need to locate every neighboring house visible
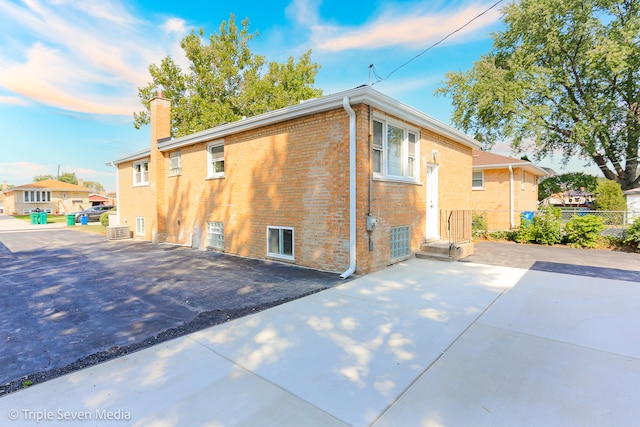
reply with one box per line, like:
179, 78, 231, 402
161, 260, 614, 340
110, 86, 481, 276
624, 187, 640, 220
0, 179, 92, 215
541, 189, 595, 208
89, 194, 111, 206
472, 150, 548, 230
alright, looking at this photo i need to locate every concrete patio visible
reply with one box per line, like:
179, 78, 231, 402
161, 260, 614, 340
1, 256, 638, 426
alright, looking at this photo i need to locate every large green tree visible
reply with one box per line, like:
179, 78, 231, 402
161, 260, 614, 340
134, 15, 323, 137
538, 172, 599, 200
438, 0, 640, 189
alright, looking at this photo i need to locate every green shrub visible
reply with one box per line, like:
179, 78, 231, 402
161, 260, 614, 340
489, 230, 510, 240
531, 207, 563, 245
623, 217, 640, 248
472, 212, 488, 239
513, 222, 534, 243
99, 210, 115, 227
565, 215, 605, 248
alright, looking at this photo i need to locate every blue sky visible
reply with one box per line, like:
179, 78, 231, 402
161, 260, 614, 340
0, 0, 599, 192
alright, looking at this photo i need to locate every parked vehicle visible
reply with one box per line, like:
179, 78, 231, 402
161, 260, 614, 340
74, 205, 114, 223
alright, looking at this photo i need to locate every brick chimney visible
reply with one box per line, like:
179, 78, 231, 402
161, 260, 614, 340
2, 180, 7, 191
78, 178, 84, 188
150, 92, 171, 144
149, 92, 171, 243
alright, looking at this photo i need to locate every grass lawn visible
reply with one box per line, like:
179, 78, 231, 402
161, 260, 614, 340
13, 215, 107, 235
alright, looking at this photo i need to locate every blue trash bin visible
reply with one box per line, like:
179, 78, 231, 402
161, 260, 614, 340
521, 211, 534, 226
81, 215, 89, 225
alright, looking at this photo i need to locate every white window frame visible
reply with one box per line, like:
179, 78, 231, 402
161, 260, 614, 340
266, 226, 294, 260
135, 217, 145, 236
207, 140, 225, 179
372, 114, 420, 182
133, 160, 149, 186
169, 151, 181, 177
23, 190, 51, 203
472, 171, 484, 190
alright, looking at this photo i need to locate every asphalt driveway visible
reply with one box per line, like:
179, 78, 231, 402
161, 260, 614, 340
0, 225, 345, 390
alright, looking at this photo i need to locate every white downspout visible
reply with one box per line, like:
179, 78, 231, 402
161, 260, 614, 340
340, 97, 356, 279
509, 165, 515, 229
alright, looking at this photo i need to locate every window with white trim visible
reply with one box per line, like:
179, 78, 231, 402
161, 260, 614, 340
372, 116, 419, 181
390, 225, 411, 260
135, 217, 145, 236
207, 221, 224, 249
267, 226, 294, 260
207, 141, 225, 179
169, 151, 181, 176
133, 160, 149, 186
472, 171, 484, 190
23, 190, 52, 203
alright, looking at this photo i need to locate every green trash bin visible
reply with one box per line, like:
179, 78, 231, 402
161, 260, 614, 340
30, 213, 38, 224
66, 214, 76, 226
39, 212, 47, 224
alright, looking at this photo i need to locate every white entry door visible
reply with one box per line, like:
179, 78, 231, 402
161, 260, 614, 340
426, 164, 439, 239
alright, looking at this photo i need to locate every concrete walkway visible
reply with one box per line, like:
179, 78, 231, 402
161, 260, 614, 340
1, 257, 639, 426
0, 214, 69, 232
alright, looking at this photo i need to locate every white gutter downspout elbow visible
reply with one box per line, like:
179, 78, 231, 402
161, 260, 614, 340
340, 97, 357, 279
509, 165, 515, 229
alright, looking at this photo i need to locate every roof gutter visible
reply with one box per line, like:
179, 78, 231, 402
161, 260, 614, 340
340, 96, 357, 279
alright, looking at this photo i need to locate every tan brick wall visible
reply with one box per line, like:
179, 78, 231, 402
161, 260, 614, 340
472, 167, 540, 230
117, 102, 474, 274
355, 107, 473, 273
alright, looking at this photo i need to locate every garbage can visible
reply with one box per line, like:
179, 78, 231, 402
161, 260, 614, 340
39, 212, 47, 224
81, 215, 89, 225
67, 214, 76, 226
521, 211, 534, 226
30, 212, 39, 224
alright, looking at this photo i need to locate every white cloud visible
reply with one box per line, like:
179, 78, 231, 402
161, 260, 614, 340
0, 95, 29, 106
0, 162, 52, 185
307, 2, 503, 52
0, 0, 188, 116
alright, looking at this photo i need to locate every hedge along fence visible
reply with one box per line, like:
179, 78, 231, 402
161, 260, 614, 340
473, 209, 640, 233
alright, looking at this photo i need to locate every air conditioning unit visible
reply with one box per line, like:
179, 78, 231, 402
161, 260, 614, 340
107, 225, 131, 240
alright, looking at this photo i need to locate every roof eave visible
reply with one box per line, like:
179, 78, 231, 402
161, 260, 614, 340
158, 86, 482, 152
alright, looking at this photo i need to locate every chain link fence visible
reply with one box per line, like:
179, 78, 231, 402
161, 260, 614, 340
473, 209, 640, 236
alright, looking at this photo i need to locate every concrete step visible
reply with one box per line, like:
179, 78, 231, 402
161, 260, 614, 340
415, 251, 454, 262
418, 240, 474, 261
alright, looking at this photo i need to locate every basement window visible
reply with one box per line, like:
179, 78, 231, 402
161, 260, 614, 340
390, 225, 410, 260
207, 221, 224, 250
135, 217, 145, 236
267, 226, 294, 260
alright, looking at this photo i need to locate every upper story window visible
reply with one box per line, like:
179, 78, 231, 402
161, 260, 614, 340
372, 116, 419, 181
169, 151, 181, 176
24, 190, 51, 203
472, 171, 484, 190
207, 141, 225, 179
133, 160, 149, 186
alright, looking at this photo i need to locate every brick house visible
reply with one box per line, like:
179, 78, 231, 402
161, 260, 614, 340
110, 86, 480, 276
0, 179, 92, 215
471, 150, 548, 230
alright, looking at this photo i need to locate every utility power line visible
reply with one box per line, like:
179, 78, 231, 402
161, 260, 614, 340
370, 0, 505, 85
